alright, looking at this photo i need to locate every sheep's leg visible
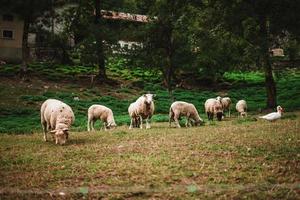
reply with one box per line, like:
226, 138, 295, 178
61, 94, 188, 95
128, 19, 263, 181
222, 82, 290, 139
129, 118, 134, 129
188, 119, 192, 127
42, 121, 47, 142
91, 119, 95, 131
169, 111, 174, 127
185, 117, 190, 127
87, 118, 91, 132
173, 113, 181, 128
103, 122, 107, 131
146, 118, 151, 129
228, 109, 231, 117
169, 117, 172, 127
139, 116, 143, 129
174, 117, 181, 128
186, 113, 192, 127
135, 117, 140, 128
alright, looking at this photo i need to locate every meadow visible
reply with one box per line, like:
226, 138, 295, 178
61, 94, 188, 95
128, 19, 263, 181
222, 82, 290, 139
0, 118, 299, 199
0, 63, 299, 199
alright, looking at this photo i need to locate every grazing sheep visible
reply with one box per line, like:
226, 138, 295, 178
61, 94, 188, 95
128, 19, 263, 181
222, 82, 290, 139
128, 103, 141, 128
128, 93, 155, 129
204, 98, 223, 121
87, 105, 116, 131
216, 96, 232, 117
236, 100, 247, 118
41, 99, 75, 145
169, 101, 203, 128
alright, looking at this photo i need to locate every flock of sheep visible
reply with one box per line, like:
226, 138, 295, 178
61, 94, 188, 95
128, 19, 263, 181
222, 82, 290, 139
40, 94, 250, 145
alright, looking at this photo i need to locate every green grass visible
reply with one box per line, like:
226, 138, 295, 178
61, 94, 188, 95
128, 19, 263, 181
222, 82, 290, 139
0, 117, 299, 199
0, 57, 162, 83
0, 69, 300, 133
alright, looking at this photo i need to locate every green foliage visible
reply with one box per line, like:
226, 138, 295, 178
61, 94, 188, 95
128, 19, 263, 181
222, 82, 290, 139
223, 71, 264, 84
107, 57, 162, 82
0, 69, 299, 134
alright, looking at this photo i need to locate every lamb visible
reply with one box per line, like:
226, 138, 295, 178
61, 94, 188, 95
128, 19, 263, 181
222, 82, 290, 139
87, 105, 116, 131
128, 103, 141, 128
236, 100, 247, 118
128, 93, 155, 129
204, 98, 223, 121
216, 96, 232, 117
40, 99, 75, 145
169, 101, 203, 128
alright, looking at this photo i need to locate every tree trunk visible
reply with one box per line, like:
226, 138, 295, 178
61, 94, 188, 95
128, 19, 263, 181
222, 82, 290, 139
51, 0, 55, 35
165, 1, 175, 100
20, 17, 30, 78
94, 0, 107, 81
164, 27, 175, 101
166, 53, 174, 100
259, 15, 277, 108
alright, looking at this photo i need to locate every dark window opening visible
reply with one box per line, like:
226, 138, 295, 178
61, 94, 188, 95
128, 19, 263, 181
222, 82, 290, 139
2, 30, 13, 39
2, 14, 14, 21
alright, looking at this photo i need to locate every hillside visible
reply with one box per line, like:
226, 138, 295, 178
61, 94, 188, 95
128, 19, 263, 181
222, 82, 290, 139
0, 63, 299, 133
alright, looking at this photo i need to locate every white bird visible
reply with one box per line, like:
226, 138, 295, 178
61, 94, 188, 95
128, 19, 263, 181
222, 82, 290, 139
259, 106, 284, 121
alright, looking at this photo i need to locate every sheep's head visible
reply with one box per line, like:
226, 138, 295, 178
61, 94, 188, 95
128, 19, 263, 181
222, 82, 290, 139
194, 117, 204, 126
194, 120, 201, 126
106, 122, 117, 130
50, 128, 69, 145
143, 94, 155, 105
216, 96, 222, 102
241, 111, 247, 117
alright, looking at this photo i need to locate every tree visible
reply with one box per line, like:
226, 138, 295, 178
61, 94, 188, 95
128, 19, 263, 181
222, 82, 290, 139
62, 0, 126, 82
205, 0, 300, 108
0, 0, 52, 77
94, 0, 106, 80
136, 0, 202, 96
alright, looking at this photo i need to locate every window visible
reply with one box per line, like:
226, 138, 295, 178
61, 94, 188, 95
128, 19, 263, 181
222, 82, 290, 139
2, 30, 13, 39
2, 14, 14, 21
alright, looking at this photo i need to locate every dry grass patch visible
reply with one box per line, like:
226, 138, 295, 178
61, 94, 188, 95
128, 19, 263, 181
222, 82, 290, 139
0, 114, 299, 199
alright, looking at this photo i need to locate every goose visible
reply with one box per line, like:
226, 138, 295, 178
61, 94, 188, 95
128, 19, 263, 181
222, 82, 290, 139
259, 106, 283, 121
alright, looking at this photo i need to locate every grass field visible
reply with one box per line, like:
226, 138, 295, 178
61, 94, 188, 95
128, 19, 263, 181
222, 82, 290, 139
0, 115, 299, 199
0, 63, 299, 198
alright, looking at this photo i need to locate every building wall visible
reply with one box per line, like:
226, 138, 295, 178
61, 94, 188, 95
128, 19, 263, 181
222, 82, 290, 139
0, 13, 24, 62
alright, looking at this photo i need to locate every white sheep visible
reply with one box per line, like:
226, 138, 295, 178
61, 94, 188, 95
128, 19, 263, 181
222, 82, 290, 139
87, 105, 116, 131
204, 98, 223, 121
236, 100, 247, 118
216, 96, 232, 117
169, 101, 203, 128
40, 99, 75, 145
128, 94, 155, 129
128, 103, 141, 128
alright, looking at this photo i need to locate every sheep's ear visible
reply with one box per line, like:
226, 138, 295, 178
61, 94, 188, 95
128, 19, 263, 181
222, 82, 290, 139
143, 94, 147, 97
